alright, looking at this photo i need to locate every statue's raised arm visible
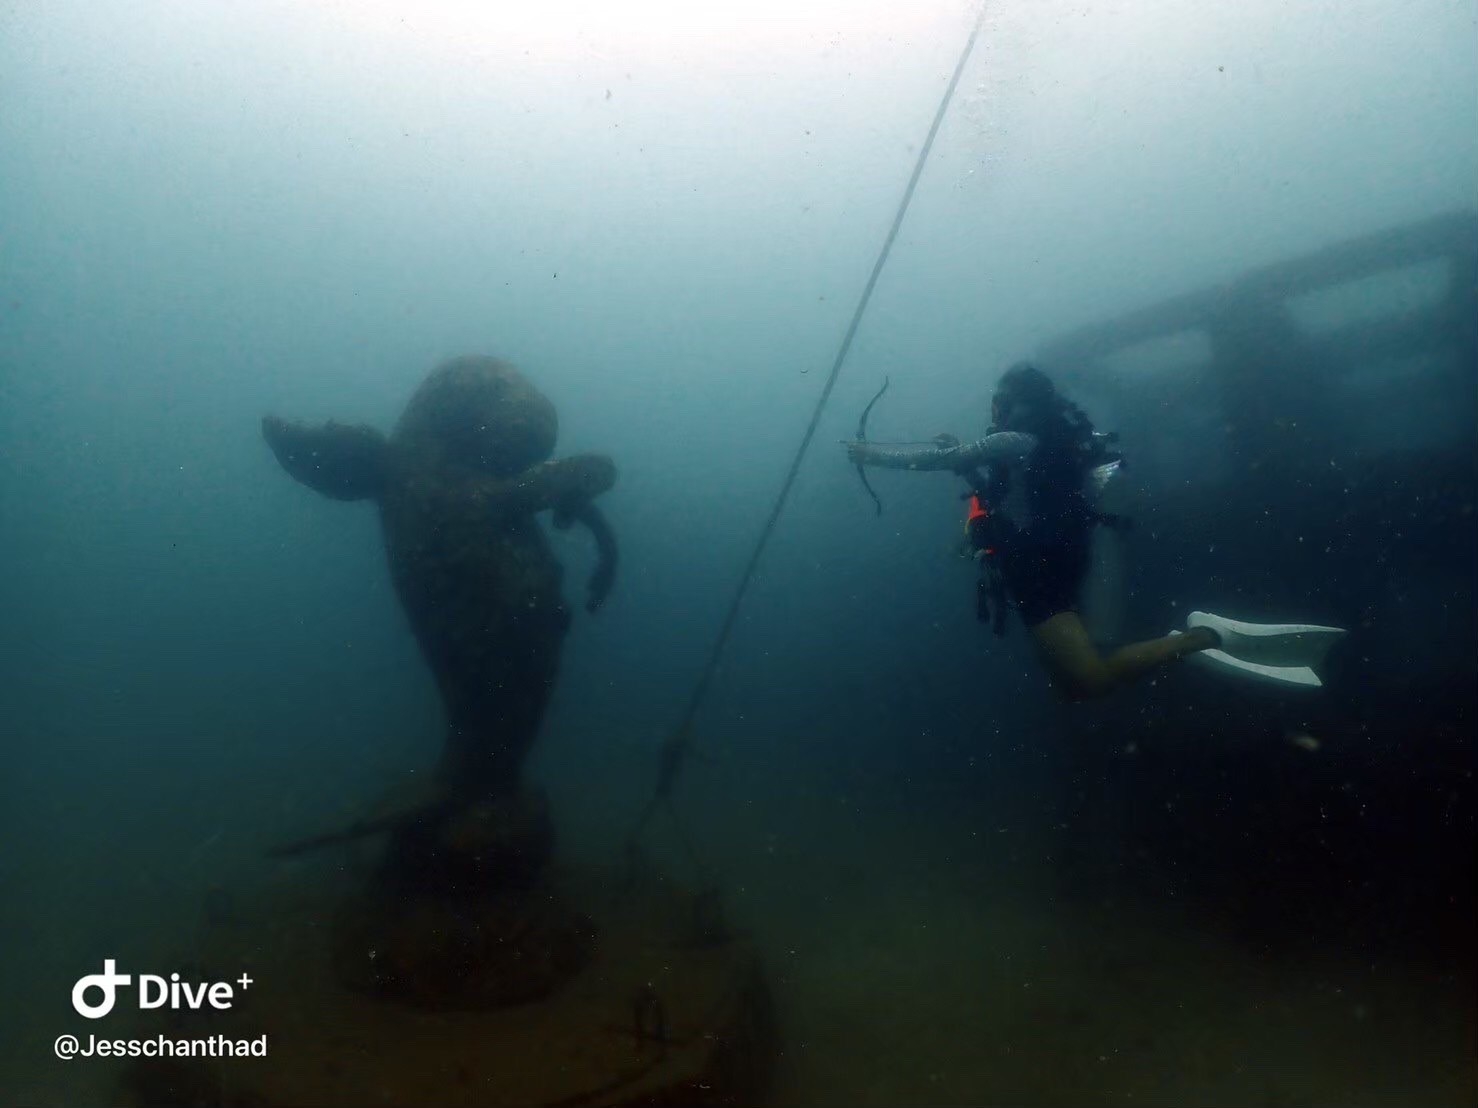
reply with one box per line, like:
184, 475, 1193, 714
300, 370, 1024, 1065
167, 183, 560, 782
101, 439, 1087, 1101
261, 415, 388, 501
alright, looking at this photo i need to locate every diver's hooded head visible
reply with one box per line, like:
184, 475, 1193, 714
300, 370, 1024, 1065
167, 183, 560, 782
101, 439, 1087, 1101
991, 362, 1058, 433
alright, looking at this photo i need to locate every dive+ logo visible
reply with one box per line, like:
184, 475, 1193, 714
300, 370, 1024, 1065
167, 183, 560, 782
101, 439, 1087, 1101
71, 961, 251, 1019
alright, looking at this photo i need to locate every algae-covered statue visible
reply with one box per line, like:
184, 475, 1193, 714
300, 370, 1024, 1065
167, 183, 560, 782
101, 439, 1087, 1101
263, 354, 616, 802
262, 356, 617, 1005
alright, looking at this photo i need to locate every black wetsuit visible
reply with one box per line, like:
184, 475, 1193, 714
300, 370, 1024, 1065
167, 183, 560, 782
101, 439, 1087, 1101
859, 429, 1094, 628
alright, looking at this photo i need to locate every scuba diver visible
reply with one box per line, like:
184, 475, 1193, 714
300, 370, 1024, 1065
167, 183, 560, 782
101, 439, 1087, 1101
845, 363, 1344, 699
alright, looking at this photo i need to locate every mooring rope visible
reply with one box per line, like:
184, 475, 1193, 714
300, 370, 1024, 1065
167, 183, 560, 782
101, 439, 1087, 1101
624, 3, 990, 867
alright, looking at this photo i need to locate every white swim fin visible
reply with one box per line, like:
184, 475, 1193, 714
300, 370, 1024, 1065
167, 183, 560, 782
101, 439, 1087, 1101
1171, 610, 1347, 689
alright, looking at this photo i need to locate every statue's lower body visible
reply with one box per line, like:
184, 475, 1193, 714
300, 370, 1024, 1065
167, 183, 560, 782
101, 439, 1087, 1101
342, 595, 589, 1007
124, 594, 777, 1104
334, 790, 594, 1008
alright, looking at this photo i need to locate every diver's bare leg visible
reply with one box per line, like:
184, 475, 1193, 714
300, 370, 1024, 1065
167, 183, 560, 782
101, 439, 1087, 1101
1030, 611, 1215, 701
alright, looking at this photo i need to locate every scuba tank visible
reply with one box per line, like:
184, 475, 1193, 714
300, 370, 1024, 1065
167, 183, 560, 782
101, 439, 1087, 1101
1082, 432, 1130, 529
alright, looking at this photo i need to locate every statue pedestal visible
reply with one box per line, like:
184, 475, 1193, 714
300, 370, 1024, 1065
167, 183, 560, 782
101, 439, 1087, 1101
123, 866, 776, 1107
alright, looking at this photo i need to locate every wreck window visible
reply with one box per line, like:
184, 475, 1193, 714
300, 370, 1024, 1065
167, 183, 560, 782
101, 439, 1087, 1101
1285, 257, 1451, 335
1097, 329, 1214, 379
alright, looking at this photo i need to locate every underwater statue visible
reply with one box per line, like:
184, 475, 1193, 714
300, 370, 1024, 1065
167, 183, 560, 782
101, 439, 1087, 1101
263, 354, 616, 804
263, 359, 617, 1009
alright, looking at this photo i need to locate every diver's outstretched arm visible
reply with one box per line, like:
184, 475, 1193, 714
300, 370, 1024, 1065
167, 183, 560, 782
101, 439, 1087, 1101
846, 430, 1037, 472
262, 416, 388, 501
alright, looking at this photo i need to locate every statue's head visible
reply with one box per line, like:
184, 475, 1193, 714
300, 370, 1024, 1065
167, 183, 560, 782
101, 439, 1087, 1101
394, 356, 557, 476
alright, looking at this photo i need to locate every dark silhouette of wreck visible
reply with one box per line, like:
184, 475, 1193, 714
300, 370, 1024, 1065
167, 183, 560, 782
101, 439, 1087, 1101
1040, 208, 1476, 490
1037, 210, 1477, 964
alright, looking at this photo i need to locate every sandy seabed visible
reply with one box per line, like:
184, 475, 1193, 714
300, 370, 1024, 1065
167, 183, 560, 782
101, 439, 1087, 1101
2, 753, 1472, 1108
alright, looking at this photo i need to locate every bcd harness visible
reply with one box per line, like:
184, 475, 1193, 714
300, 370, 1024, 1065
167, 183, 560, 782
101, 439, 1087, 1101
958, 431, 1129, 635
962, 485, 1012, 636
